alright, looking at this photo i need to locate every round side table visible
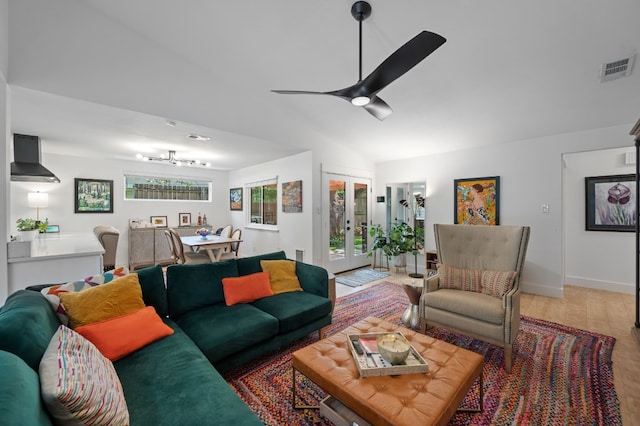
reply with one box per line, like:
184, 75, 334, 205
400, 279, 423, 329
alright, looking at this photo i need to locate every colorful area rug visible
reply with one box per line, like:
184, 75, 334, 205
335, 268, 390, 287
223, 282, 621, 425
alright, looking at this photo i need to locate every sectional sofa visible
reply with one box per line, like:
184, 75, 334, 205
0, 251, 333, 425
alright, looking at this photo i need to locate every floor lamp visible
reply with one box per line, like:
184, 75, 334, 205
400, 195, 425, 279
631, 118, 640, 346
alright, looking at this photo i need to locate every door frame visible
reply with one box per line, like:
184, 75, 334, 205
321, 164, 373, 274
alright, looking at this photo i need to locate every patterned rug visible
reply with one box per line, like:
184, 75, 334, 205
335, 268, 390, 287
223, 282, 621, 425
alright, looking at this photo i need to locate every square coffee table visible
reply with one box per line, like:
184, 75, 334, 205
292, 316, 483, 426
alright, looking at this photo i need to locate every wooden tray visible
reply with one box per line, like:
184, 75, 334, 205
347, 332, 429, 378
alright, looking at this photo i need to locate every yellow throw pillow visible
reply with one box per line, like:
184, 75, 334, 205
260, 260, 303, 294
59, 274, 145, 328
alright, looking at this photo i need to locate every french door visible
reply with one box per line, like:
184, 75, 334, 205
323, 173, 371, 274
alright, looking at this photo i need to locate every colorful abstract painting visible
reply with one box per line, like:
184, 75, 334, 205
586, 174, 636, 232
454, 176, 500, 225
282, 180, 302, 213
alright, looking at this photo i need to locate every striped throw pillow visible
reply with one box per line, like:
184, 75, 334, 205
437, 264, 482, 293
481, 270, 517, 297
39, 325, 129, 425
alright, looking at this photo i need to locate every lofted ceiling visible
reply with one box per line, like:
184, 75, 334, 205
7, 0, 640, 170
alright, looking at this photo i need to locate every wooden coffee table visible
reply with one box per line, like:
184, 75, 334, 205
292, 316, 483, 426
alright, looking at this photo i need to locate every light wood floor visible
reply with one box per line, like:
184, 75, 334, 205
336, 271, 640, 426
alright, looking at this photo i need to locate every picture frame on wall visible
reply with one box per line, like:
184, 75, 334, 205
179, 212, 192, 226
230, 188, 243, 211
150, 216, 168, 228
585, 174, 636, 232
454, 176, 500, 225
282, 180, 303, 213
74, 178, 114, 213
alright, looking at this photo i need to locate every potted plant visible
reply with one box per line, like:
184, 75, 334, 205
16, 218, 48, 241
387, 221, 415, 267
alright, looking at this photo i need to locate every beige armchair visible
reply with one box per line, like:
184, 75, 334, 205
419, 224, 530, 372
93, 226, 120, 272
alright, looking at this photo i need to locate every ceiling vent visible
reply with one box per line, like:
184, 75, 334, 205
600, 55, 635, 82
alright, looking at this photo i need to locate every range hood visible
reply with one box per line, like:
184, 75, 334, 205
11, 134, 60, 183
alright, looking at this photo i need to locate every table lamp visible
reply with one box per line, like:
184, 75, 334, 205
28, 192, 48, 221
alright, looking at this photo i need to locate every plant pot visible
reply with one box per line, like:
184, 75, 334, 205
18, 230, 39, 241
393, 253, 407, 267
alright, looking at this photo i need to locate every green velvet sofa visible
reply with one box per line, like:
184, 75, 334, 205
0, 251, 333, 425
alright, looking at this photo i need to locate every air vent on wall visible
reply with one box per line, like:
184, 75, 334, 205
600, 55, 635, 82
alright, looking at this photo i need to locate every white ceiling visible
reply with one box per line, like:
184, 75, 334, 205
7, 0, 640, 170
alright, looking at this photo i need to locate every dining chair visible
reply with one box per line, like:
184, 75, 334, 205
219, 225, 233, 238
93, 226, 120, 272
219, 229, 242, 260
167, 228, 210, 265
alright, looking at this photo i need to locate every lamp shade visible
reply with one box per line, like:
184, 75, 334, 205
28, 192, 49, 208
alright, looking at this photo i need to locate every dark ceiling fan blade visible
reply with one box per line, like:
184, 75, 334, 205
271, 89, 330, 95
359, 31, 446, 96
363, 96, 392, 121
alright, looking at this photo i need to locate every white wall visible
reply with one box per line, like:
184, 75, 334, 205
9, 152, 231, 268
0, 0, 9, 303
228, 151, 313, 261
564, 147, 635, 294
376, 123, 635, 297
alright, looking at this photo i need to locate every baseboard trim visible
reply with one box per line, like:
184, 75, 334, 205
565, 275, 634, 295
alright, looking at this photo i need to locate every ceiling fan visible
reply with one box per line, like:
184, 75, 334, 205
272, 1, 446, 120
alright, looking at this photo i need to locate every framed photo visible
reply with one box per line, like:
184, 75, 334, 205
179, 213, 192, 226
282, 180, 303, 213
454, 176, 500, 225
150, 216, 168, 228
585, 174, 636, 232
230, 188, 243, 211
74, 178, 114, 213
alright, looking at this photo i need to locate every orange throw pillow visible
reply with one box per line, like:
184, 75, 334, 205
221, 272, 274, 306
75, 306, 174, 361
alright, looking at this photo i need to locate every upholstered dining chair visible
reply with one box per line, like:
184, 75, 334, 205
219, 228, 242, 260
418, 224, 530, 373
219, 224, 233, 239
165, 228, 210, 265
93, 226, 120, 272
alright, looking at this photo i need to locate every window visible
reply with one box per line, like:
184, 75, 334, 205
248, 178, 278, 226
124, 175, 211, 201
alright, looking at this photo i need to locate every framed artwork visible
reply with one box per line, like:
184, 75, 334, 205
282, 180, 303, 213
74, 178, 114, 213
454, 176, 500, 225
230, 188, 243, 211
150, 216, 168, 228
585, 174, 636, 232
179, 213, 192, 226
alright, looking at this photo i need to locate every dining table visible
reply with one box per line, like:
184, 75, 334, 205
180, 235, 242, 262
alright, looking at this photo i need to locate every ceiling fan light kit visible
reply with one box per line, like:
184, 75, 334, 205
272, 1, 446, 120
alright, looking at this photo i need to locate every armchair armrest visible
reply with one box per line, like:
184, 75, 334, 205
422, 274, 440, 295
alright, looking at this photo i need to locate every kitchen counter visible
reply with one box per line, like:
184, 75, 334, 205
7, 232, 105, 293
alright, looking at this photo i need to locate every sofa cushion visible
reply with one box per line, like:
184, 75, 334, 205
425, 288, 505, 325
59, 273, 146, 328
40, 266, 129, 325
481, 270, 517, 297
175, 303, 279, 364
114, 318, 262, 425
251, 291, 332, 334
75, 306, 174, 361
260, 260, 303, 294
437, 264, 482, 292
0, 290, 61, 371
0, 350, 53, 425
222, 272, 274, 306
39, 325, 129, 425
166, 261, 239, 318
236, 250, 287, 276
135, 264, 169, 317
